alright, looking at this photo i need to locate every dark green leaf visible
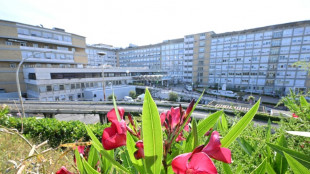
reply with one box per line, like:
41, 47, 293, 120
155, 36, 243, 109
284, 152, 310, 174
88, 145, 99, 169
267, 142, 310, 168
237, 137, 254, 156
250, 158, 266, 174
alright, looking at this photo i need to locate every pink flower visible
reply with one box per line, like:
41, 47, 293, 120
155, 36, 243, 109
56, 166, 73, 174
102, 108, 127, 150
202, 131, 231, 163
292, 113, 299, 118
134, 140, 144, 159
171, 146, 217, 174
172, 131, 231, 174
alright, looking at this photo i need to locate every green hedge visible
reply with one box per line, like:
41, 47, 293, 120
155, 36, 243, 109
0, 114, 108, 147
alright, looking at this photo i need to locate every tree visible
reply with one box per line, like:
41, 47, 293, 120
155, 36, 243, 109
168, 92, 178, 102
129, 90, 136, 99
108, 94, 117, 101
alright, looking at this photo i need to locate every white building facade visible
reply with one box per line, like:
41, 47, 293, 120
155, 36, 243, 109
208, 21, 310, 95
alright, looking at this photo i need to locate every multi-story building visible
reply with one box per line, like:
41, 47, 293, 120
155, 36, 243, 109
0, 19, 87, 94
116, 21, 310, 95
118, 39, 185, 84
207, 21, 310, 95
0, 19, 166, 101
86, 44, 117, 67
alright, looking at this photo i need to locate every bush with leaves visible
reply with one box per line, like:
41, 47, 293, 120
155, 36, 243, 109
168, 92, 178, 102
108, 94, 117, 101
129, 90, 136, 99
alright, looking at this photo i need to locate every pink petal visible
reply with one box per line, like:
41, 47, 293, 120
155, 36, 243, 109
172, 153, 192, 174
176, 133, 186, 142
202, 131, 231, 163
102, 121, 127, 150
188, 152, 218, 174
134, 140, 144, 159
77, 146, 85, 155
160, 112, 166, 125
185, 99, 195, 117
56, 166, 73, 174
107, 107, 124, 122
170, 107, 181, 129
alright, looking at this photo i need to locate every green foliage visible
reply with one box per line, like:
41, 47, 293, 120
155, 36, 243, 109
0, 113, 108, 147
129, 90, 136, 99
168, 92, 178, 102
108, 94, 117, 101
277, 88, 310, 120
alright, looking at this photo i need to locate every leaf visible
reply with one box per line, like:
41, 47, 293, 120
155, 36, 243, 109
286, 131, 310, 137
83, 158, 100, 174
192, 118, 198, 148
237, 137, 254, 156
274, 134, 288, 174
222, 163, 233, 174
85, 125, 129, 173
88, 145, 99, 169
299, 96, 309, 108
112, 91, 121, 121
184, 118, 199, 153
142, 88, 163, 174
266, 162, 277, 174
75, 149, 85, 174
250, 158, 266, 174
221, 113, 228, 131
284, 152, 310, 174
197, 110, 222, 137
266, 119, 271, 159
267, 142, 310, 168
120, 149, 135, 174
221, 99, 260, 147
126, 132, 144, 173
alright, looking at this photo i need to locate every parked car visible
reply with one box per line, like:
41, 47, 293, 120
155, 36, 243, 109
124, 96, 134, 102
185, 84, 193, 91
137, 94, 145, 101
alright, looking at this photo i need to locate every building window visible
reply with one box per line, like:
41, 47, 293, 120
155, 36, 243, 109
5, 41, 13, 46
46, 85, 52, 92
28, 73, 36, 80
9, 63, 16, 68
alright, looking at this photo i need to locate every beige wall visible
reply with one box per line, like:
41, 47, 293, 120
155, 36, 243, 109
0, 48, 22, 61
0, 21, 18, 38
0, 69, 25, 92
72, 35, 86, 48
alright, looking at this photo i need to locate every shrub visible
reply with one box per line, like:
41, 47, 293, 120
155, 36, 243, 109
168, 92, 178, 102
0, 113, 109, 147
108, 94, 117, 101
129, 90, 136, 99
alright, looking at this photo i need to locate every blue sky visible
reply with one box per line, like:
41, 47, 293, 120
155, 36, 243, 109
0, 0, 309, 47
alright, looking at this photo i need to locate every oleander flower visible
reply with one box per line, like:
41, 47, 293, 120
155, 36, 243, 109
56, 166, 73, 174
172, 131, 231, 174
102, 107, 127, 150
292, 113, 299, 118
134, 140, 144, 159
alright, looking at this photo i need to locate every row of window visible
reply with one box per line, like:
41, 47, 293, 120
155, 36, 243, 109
211, 27, 310, 45
18, 28, 72, 42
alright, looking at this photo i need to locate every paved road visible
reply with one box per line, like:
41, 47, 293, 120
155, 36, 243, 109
2, 101, 276, 126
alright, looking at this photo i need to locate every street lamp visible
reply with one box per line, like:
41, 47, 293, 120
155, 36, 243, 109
97, 52, 107, 101
16, 51, 50, 121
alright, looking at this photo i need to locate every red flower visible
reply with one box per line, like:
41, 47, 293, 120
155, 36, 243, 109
172, 146, 217, 174
292, 113, 299, 118
134, 140, 144, 159
102, 108, 127, 150
56, 166, 73, 174
172, 131, 231, 174
202, 131, 231, 163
